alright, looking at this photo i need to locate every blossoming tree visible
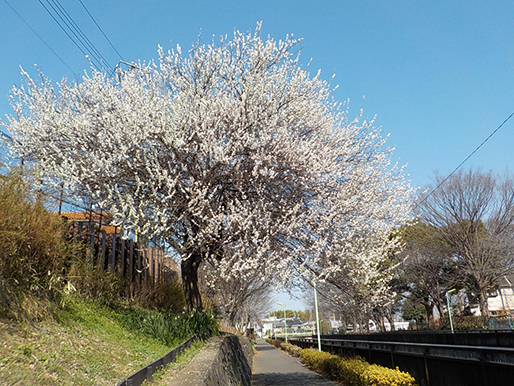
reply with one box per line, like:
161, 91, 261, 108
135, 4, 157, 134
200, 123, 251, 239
2, 24, 413, 310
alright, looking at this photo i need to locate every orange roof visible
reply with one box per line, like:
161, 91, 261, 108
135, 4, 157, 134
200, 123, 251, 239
59, 212, 112, 221
57, 212, 120, 234
98, 225, 121, 234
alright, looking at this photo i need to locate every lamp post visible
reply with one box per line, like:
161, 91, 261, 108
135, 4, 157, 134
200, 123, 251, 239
298, 268, 322, 351
276, 302, 288, 343
270, 310, 276, 339
446, 288, 457, 333
313, 277, 322, 351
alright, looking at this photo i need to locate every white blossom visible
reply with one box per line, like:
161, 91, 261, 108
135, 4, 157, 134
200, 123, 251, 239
2, 24, 414, 309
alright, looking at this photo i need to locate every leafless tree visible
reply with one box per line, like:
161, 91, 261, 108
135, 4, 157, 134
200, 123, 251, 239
200, 262, 274, 330
399, 220, 461, 324
420, 169, 514, 316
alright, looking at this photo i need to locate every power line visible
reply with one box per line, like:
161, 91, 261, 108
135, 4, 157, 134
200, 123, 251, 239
37, 0, 104, 71
37, 0, 101, 70
47, 0, 113, 69
3, 0, 77, 77
78, 0, 124, 61
414, 109, 514, 211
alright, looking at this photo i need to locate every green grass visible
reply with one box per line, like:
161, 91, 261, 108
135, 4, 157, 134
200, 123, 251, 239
0, 297, 214, 385
144, 339, 206, 386
0, 172, 219, 385
117, 306, 219, 346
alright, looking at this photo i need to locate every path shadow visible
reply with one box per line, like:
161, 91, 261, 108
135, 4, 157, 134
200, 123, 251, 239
252, 371, 330, 386
254, 345, 277, 351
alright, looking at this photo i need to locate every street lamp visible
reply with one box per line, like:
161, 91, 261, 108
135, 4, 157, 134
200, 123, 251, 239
313, 277, 322, 351
269, 309, 276, 339
298, 268, 322, 351
446, 288, 457, 333
276, 302, 288, 343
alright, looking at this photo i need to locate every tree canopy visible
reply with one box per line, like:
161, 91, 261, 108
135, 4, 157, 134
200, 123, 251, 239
419, 169, 514, 316
2, 24, 413, 310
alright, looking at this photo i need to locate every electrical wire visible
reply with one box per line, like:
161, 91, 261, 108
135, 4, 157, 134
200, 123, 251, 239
37, 0, 104, 71
414, 109, 514, 211
78, 0, 124, 61
47, 0, 113, 69
37, 0, 100, 70
3, 0, 77, 77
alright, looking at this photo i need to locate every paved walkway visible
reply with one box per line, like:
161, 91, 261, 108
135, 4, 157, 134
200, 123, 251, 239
252, 339, 338, 386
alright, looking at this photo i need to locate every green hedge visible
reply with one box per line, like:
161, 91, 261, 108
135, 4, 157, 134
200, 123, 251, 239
279, 341, 302, 357
300, 348, 416, 386
266, 339, 416, 386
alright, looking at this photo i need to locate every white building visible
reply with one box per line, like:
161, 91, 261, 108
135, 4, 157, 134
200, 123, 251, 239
485, 275, 514, 315
468, 275, 514, 316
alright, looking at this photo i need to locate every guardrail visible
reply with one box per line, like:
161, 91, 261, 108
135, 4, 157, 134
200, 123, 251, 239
321, 329, 514, 348
271, 332, 312, 339
293, 337, 514, 366
116, 335, 196, 386
290, 337, 514, 386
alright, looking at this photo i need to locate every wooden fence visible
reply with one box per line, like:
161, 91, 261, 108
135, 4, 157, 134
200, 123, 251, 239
69, 221, 178, 292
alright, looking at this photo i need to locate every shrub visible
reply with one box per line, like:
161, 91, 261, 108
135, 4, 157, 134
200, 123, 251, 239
65, 253, 123, 306
280, 341, 292, 351
300, 348, 416, 386
288, 344, 302, 357
338, 357, 369, 386
66, 255, 185, 311
277, 341, 302, 357
439, 315, 487, 330
363, 364, 416, 386
300, 348, 333, 369
266, 338, 303, 357
119, 307, 219, 345
0, 171, 75, 320
140, 280, 186, 311
268, 338, 282, 349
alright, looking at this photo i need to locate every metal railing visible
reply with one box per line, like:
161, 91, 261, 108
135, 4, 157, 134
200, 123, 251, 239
293, 337, 514, 366
320, 329, 514, 348
290, 336, 514, 386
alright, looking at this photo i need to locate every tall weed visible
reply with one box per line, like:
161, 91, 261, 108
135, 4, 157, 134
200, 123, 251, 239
65, 253, 124, 306
131, 279, 186, 311
119, 308, 219, 345
0, 171, 74, 320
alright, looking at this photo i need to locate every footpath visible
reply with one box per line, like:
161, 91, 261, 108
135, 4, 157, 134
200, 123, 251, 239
251, 338, 338, 386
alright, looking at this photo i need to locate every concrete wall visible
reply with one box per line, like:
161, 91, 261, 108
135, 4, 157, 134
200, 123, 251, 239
168, 334, 253, 386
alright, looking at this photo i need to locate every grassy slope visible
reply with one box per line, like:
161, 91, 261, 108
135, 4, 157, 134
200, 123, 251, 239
0, 298, 201, 386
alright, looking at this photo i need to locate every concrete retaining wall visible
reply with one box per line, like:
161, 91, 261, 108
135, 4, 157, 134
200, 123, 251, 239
168, 334, 253, 386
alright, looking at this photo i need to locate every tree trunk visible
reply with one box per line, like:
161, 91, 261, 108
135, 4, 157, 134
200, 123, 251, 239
479, 287, 489, 317
226, 310, 238, 328
435, 302, 445, 325
424, 298, 434, 327
181, 251, 203, 311
385, 313, 396, 331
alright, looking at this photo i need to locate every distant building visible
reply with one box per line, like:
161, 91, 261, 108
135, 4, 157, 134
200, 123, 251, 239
482, 275, 514, 316
465, 275, 514, 316
59, 211, 120, 234
260, 317, 310, 337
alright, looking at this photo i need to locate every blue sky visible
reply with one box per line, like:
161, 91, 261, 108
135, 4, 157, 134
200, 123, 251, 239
2, 0, 513, 310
